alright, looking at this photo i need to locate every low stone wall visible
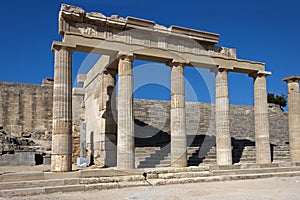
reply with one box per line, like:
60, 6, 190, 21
0, 150, 35, 166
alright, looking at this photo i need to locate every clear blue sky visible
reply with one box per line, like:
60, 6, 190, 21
1, 0, 299, 107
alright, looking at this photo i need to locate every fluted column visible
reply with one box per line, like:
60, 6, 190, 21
169, 61, 187, 167
51, 42, 74, 172
117, 54, 135, 169
215, 67, 232, 166
252, 71, 271, 164
283, 76, 300, 162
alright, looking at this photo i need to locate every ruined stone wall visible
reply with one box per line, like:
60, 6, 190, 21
0, 82, 53, 135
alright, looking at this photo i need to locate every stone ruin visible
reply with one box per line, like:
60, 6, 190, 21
0, 125, 51, 166
0, 4, 299, 173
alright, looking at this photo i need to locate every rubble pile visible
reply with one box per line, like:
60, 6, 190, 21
0, 126, 35, 154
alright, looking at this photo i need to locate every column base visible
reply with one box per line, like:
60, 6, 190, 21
51, 154, 72, 172
290, 150, 300, 163
171, 154, 187, 168
117, 152, 135, 169
217, 149, 232, 166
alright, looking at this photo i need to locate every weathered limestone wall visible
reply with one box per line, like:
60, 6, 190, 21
0, 81, 81, 164
0, 82, 53, 135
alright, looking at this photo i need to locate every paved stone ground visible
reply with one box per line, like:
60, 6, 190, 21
2, 176, 299, 200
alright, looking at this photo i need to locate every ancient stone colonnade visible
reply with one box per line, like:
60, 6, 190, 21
51, 4, 273, 172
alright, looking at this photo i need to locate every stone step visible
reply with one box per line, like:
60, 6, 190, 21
153, 164, 170, 168
0, 185, 85, 198
238, 161, 256, 164
139, 158, 171, 164
135, 148, 159, 152
274, 151, 290, 155
239, 155, 256, 159
2, 163, 300, 196
0, 178, 79, 190
155, 171, 210, 179
211, 167, 300, 176
84, 181, 149, 191
134, 144, 292, 168
273, 156, 290, 159
0, 173, 42, 183
239, 158, 256, 161
273, 160, 291, 164
148, 171, 300, 186
204, 155, 216, 159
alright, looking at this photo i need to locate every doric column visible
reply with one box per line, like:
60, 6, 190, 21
168, 60, 187, 167
51, 42, 75, 172
251, 71, 271, 164
283, 76, 300, 162
96, 69, 117, 167
117, 54, 135, 169
215, 67, 232, 166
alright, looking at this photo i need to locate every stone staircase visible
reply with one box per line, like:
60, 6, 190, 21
135, 142, 291, 168
1, 163, 300, 198
273, 144, 290, 163
135, 146, 202, 168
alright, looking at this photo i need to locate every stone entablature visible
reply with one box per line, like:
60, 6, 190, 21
59, 4, 219, 44
58, 4, 264, 74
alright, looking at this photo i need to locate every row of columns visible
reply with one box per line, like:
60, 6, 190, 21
116, 56, 188, 169
215, 68, 272, 165
50, 43, 282, 172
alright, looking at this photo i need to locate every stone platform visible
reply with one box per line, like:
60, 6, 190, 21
1, 163, 300, 198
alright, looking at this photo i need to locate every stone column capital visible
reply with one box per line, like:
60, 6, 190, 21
117, 52, 135, 62
211, 66, 233, 74
166, 59, 188, 68
102, 68, 117, 76
249, 70, 272, 78
282, 76, 300, 83
283, 76, 300, 94
51, 41, 76, 53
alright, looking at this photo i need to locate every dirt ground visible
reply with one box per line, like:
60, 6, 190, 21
1, 175, 300, 200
